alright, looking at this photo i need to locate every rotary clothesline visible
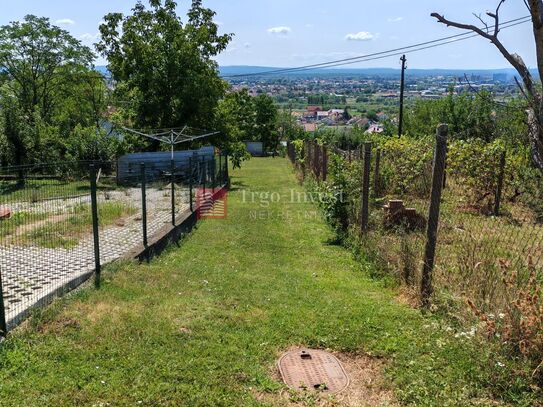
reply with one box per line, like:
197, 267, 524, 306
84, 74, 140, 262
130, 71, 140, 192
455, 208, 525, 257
121, 126, 220, 160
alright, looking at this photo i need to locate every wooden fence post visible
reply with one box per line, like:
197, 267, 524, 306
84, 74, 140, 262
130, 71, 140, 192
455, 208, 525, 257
322, 145, 328, 181
315, 142, 321, 179
373, 147, 381, 198
421, 124, 448, 308
361, 142, 372, 232
494, 150, 506, 216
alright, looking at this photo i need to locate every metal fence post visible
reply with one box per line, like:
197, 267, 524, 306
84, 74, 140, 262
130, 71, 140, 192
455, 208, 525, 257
374, 147, 381, 198
361, 142, 372, 232
170, 159, 176, 226
225, 154, 230, 187
0, 266, 7, 336
140, 163, 148, 248
189, 157, 194, 212
421, 124, 448, 308
211, 156, 216, 189
494, 150, 506, 216
218, 154, 222, 185
90, 164, 101, 289
202, 158, 207, 195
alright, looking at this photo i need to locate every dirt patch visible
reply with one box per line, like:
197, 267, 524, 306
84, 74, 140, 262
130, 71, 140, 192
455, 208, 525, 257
254, 347, 398, 407
396, 287, 420, 309
37, 316, 81, 334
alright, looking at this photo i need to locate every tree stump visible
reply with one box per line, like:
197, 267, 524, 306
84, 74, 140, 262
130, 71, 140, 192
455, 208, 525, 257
0, 207, 12, 220
383, 200, 426, 232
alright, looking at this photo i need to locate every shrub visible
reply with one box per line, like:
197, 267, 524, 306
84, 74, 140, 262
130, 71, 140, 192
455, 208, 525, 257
377, 136, 434, 197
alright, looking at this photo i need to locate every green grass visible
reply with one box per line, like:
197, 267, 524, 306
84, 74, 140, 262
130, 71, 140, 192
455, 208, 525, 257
0, 158, 538, 406
26, 202, 137, 249
0, 178, 120, 203
0, 202, 136, 249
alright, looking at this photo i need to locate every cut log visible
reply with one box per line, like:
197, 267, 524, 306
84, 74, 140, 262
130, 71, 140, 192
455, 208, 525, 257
0, 207, 12, 220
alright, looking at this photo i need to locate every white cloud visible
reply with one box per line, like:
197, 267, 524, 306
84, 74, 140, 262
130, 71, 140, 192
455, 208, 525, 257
305, 24, 314, 28
387, 17, 403, 23
345, 31, 375, 41
56, 18, 75, 25
267, 26, 291, 35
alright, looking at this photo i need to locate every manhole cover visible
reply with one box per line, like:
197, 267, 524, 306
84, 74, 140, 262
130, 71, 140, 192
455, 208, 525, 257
278, 348, 350, 394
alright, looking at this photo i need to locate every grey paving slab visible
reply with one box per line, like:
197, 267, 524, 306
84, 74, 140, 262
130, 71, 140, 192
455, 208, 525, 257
0, 186, 190, 328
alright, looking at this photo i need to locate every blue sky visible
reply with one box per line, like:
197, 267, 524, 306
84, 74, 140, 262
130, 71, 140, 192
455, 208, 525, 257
0, 0, 536, 69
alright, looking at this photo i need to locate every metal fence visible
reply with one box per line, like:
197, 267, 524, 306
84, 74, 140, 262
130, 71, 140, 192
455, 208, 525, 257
0, 152, 229, 334
287, 129, 543, 317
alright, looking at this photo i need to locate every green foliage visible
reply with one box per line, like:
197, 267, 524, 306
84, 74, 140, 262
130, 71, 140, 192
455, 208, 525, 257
0, 15, 95, 121
254, 94, 278, 151
0, 15, 112, 167
214, 89, 281, 166
447, 139, 506, 208
97, 0, 232, 135
307, 94, 346, 106
313, 153, 350, 236
403, 89, 527, 145
378, 136, 434, 197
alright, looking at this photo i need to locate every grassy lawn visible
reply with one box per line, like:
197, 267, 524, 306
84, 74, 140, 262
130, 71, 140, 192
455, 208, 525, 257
0, 202, 137, 249
0, 158, 537, 406
0, 178, 120, 203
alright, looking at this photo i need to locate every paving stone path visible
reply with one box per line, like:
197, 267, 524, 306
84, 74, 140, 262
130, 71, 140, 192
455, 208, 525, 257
0, 187, 189, 328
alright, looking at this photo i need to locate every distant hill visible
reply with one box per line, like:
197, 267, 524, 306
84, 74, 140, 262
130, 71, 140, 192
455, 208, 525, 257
219, 65, 535, 79
96, 64, 535, 79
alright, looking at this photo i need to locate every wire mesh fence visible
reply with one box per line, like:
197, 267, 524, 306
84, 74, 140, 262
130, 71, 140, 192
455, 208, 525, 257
288, 132, 543, 323
0, 152, 229, 334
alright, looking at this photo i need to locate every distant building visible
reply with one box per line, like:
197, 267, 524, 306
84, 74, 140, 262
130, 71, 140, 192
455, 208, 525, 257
493, 73, 508, 83
316, 111, 329, 120
365, 124, 384, 134
245, 141, 265, 156
303, 123, 317, 133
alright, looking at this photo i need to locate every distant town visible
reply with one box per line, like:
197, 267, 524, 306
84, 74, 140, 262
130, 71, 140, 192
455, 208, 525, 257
223, 67, 522, 134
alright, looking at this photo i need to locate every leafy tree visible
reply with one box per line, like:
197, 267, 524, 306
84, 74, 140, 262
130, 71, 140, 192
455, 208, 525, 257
97, 0, 232, 142
214, 89, 254, 169
343, 106, 352, 121
254, 94, 278, 153
0, 15, 108, 170
0, 15, 94, 122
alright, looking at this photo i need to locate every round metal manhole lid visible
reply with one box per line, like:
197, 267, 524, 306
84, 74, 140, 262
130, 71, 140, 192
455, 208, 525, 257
278, 348, 350, 394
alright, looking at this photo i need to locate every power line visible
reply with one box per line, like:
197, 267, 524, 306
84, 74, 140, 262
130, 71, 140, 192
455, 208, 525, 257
222, 16, 531, 78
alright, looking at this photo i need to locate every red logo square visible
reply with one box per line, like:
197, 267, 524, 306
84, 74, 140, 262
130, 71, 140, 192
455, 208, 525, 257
196, 188, 228, 219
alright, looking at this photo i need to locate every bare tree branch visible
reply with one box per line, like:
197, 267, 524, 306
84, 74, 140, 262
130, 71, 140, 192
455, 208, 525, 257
473, 13, 490, 33
514, 76, 530, 102
430, 12, 536, 99
463, 73, 478, 93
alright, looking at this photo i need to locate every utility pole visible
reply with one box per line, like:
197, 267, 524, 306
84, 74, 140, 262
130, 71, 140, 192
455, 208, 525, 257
398, 55, 407, 138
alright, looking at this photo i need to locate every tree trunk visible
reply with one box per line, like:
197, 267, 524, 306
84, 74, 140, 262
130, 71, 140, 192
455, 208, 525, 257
528, 108, 543, 170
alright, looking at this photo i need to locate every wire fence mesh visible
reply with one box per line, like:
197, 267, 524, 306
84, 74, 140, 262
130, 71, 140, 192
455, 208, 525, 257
288, 137, 543, 320
0, 152, 229, 334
